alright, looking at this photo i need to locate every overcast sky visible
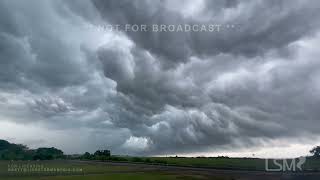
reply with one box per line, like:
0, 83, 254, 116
1, 0, 320, 158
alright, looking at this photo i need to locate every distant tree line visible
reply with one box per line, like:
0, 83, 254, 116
0, 139, 64, 160
80, 150, 111, 160
3, 138, 320, 163
78, 151, 167, 164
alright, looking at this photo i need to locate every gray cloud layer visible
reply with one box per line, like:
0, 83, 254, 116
0, 0, 320, 155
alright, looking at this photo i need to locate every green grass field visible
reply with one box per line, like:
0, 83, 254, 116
0, 173, 217, 180
0, 173, 229, 180
0, 160, 231, 180
1, 157, 320, 180
149, 157, 265, 170
108, 156, 320, 171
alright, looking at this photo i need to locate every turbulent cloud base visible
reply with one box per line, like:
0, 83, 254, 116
0, 0, 320, 157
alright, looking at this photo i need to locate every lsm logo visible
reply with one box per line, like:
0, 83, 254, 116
265, 157, 306, 171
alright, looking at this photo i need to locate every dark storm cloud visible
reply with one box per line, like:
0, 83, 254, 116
0, 0, 92, 92
93, 0, 320, 65
0, 0, 131, 153
1, 0, 320, 155
92, 0, 320, 154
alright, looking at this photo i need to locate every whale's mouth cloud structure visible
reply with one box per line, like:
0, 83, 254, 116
0, 0, 320, 158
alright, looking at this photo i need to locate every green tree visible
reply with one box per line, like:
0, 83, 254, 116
92, 150, 111, 160
82, 152, 91, 159
33, 147, 64, 160
94, 150, 111, 157
0, 139, 65, 160
0, 140, 29, 160
310, 146, 320, 158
